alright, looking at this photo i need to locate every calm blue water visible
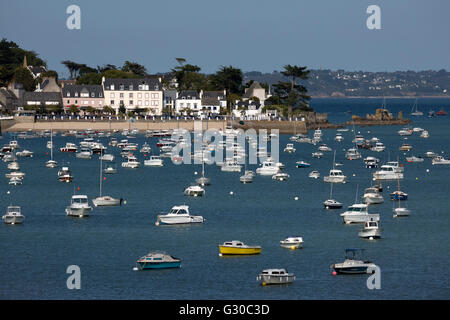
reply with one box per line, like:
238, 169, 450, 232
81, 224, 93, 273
1, 98, 449, 300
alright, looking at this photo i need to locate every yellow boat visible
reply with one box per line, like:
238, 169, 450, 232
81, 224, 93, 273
219, 240, 261, 255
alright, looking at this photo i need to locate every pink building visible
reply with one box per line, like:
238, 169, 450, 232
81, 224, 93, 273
61, 84, 104, 111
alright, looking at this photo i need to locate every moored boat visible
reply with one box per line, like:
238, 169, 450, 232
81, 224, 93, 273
219, 240, 261, 255
257, 269, 295, 285
136, 252, 181, 270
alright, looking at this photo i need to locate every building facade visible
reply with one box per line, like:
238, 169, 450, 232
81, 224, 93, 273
61, 84, 104, 111
102, 77, 163, 115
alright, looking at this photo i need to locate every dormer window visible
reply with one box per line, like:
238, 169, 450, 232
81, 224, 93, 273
119, 84, 124, 90
110, 85, 114, 90
66, 92, 70, 97
74, 92, 78, 97
91, 92, 95, 97
129, 85, 133, 90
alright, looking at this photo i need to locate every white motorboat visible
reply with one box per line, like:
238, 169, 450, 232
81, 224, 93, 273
184, 185, 205, 197
272, 172, 290, 181
257, 269, 295, 285
99, 154, 115, 162
2, 206, 24, 224
318, 144, 332, 152
345, 148, 361, 160
324, 169, 347, 183
308, 170, 320, 179
256, 159, 280, 176
406, 156, 424, 163
331, 249, 377, 274
398, 128, 413, 136
155, 205, 204, 225
335, 133, 344, 142
425, 151, 436, 158
432, 156, 450, 165
283, 143, 296, 153
420, 130, 429, 138
221, 160, 242, 172
358, 218, 381, 239
393, 207, 411, 217
57, 166, 73, 183
340, 203, 380, 224
139, 142, 152, 153
122, 156, 140, 168
76, 148, 92, 159
385, 161, 404, 172
7, 161, 20, 170
372, 165, 404, 180
5, 171, 25, 179
104, 164, 117, 174
16, 149, 34, 157
65, 195, 93, 218
144, 155, 164, 167
312, 152, 324, 158
240, 171, 254, 183
370, 142, 386, 152
60, 142, 78, 153
362, 187, 384, 204
399, 143, 413, 151
280, 237, 303, 249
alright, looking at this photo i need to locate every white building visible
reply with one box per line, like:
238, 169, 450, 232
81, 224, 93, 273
102, 77, 163, 115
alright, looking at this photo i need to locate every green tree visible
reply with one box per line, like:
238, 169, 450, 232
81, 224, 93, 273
0, 38, 46, 86
102, 69, 140, 79
68, 104, 79, 114
278, 64, 311, 114
102, 106, 115, 115
209, 65, 243, 94
172, 61, 203, 91
76, 72, 102, 85
122, 61, 147, 76
61, 60, 84, 79
13, 67, 36, 91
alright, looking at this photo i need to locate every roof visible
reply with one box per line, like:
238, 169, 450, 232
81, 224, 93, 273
178, 90, 200, 100
23, 92, 62, 103
243, 81, 264, 98
27, 66, 47, 76
201, 91, 226, 106
103, 78, 162, 91
62, 84, 104, 98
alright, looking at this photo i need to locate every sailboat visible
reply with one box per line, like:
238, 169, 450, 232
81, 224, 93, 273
393, 178, 410, 217
195, 147, 210, 186
45, 129, 58, 168
323, 182, 343, 209
92, 154, 121, 207
410, 98, 423, 116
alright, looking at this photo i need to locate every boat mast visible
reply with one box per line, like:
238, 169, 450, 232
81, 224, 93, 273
99, 153, 102, 197
50, 128, 53, 161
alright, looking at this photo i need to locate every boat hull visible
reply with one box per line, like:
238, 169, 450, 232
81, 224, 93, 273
257, 274, 295, 285
137, 261, 181, 270
2, 215, 24, 224
341, 213, 380, 224
219, 246, 261, 255
66, 207, 92, 217
358, 229, 381, 239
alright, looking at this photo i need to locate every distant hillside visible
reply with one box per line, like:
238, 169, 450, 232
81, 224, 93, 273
244, 69, 450, 98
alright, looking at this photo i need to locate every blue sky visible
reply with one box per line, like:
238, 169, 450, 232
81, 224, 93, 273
1, 0, 449, 78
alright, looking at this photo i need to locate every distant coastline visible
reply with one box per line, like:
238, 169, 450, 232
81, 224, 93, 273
310, 95, 450, 99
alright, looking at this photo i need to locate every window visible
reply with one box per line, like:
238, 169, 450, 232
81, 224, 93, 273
110, 93, 115, 98
119, 84, 124, 90
129, 85, 133, 90
75, 92, 78, 97
145, 93, 149, 99
120, 93, 124, 98
129, 93, 133, 98
151, 93, 159, 99
129, 100, 133, 105
110, 100, 114, 105
66, 92, 70, 97
138, 100, 142, 106
120, 100, 124, 105
91, 93, 95, 97
138, 93, 142, 99
145, 100, 149, 106
151, 101, 159, 106
83, 101, 88, 105
75, 100, 78, 104
110, 85, 115, 90
67, 100, 70, 103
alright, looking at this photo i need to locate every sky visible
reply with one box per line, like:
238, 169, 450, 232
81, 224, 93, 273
1, 0, 449, 79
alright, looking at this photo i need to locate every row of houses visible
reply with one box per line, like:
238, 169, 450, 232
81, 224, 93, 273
1, 63, 272, 118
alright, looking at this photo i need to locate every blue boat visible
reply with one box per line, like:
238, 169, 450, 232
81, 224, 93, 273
296, 161, 311, 168
390, 190, 408, 201
136, 252, 181, 270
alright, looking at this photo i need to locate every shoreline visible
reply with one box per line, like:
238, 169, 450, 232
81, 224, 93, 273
2, 118, 412, 135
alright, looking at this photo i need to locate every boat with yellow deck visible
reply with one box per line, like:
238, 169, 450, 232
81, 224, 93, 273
218, 240, 261, 255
